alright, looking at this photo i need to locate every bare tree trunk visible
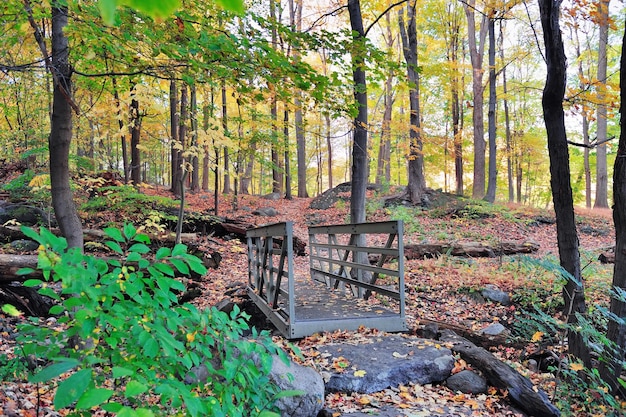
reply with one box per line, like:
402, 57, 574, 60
221, 83, 231, 194
170, 79, 181, 196
112, 78, 129, 183
348, 0, 367, 224
594, 0, 610, 209
284, 107, 292, 199
202, 93, 210, 192
464, 0, 488, 200
326, 113, 333, 190
446, 3, 464, 197
399, 1, 426, 204
190, 84, 200, 193
500, 22, 513, 203
47, 1, 83, 248
129, 86, 142, 185
598, 15, 626, 397
539, 0, 591, 367
484, 16, 497, 203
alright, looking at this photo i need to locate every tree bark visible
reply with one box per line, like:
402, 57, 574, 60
348, 0, 368, 224
594, 0, 610, 209
484, 16, 497, 203
464, 0, 488, 200
221, 82, 231, 194
129, 86, 142, 185
399, 1, 426, 205
170, 79, 182, 196
539, 0, 591, 367
190, 84, 200, 193
598, 15, 626, 397
501, 22, 513, 203
441, 331, 561, 417
48, 2, 83, 249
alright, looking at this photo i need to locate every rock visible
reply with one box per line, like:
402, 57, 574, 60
319, 335, 454, 394
478, 323, 507, 336
10, 239, 39, 252
481, 284, 511, 306
270, 354, 325, 417
446, 370, 487, 394
0, 204, 52, 226
253, 207, 279, 216
183, 350, 324, 417
263, 192, 282, 200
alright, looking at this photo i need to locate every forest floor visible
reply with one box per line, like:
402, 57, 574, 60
0, 182, 623, 416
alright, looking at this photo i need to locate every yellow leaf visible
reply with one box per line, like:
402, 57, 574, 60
186, 331, 197, 343
570, 362, 585, 372
531, 331, 544, 342
358, 396, 370, 404
354, 369, 367, 377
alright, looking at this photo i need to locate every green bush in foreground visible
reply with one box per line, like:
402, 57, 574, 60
8, 224, 288, 417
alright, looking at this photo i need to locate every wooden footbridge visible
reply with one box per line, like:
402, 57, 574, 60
246, 221, 407, 339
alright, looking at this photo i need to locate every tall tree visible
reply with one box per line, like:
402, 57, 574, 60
25, 0, 84, 248
599, 14, 626, 397
463, 0, 488, 199
348, 0, 368, 224
129, 84, 142, 185
221, 82, 231, 194
500, 22, 514, 203
539, 0, 591, 366
398, 1, 426, 204
170, 79, 182, 196
594, 0, 610, 208
376, 12, 395, 188
484, 13, 497, 203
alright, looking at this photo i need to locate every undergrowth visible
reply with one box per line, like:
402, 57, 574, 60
1, 224, 296, 417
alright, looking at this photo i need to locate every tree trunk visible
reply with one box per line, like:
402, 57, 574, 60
112, 78, 129, 183
539, 0, 591, 367
377, 14, 394, 188
170, 79, 182, 196
326, 113, 334, 190
501, 22, 513, 203
598, 15, 626, 397
129, 86, 142, 185
190, 84, 200, 193
202, 95, 210, 192
399, 2, 426, 205
48, 2, 83, 249
221, 83, 231, 194
464, 0, 488, 200
447, 4, 464, 197
484, 16, 497, 203
594, 0, 610, 209
348, 0, 368, 224
284, 108, 292, 199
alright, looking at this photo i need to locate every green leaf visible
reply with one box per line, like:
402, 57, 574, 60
155, 247, 171, 260
134, 233, 151, 244
170, 258, 189, 275
273, 389, 305, 399
123, 223, 137, 240
144, 337, 159, 358
257, 411, 280, 417
38, 286, 60, 300
171, 244, 187, 257
105, 241, 123, 254
30, 360, 79, 383
48, 305, 65, 315
53, 369, 92, 409
20, 226, 41, 242
101, 401, 123, 413
112, 366, 135, 379
126, 251, 142, 263
17, 267, 36, 276
98, 0, 117, 25
1, 304, 21, 317
136, 408, 156, 417
129, 243, 150, 254
216, 0, 245, 14
76, 387, 114, 409
125, 380, 148, 398
104, 227, 124, 242
23, 279, 43, 287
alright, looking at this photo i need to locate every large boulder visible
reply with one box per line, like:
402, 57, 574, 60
270, 355, 325, 417
319, 335, 454, 394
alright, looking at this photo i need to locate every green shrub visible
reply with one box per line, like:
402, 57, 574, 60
2, 169, 36, 200
385, 205, 422, 235
81, 185, 178, 225
7, 224, 288, 417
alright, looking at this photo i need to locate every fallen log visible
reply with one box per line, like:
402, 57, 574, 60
404, 240, 539, 260
416, 318, 526, 350
599, 251, 615, 264
440, 330, 560, 417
